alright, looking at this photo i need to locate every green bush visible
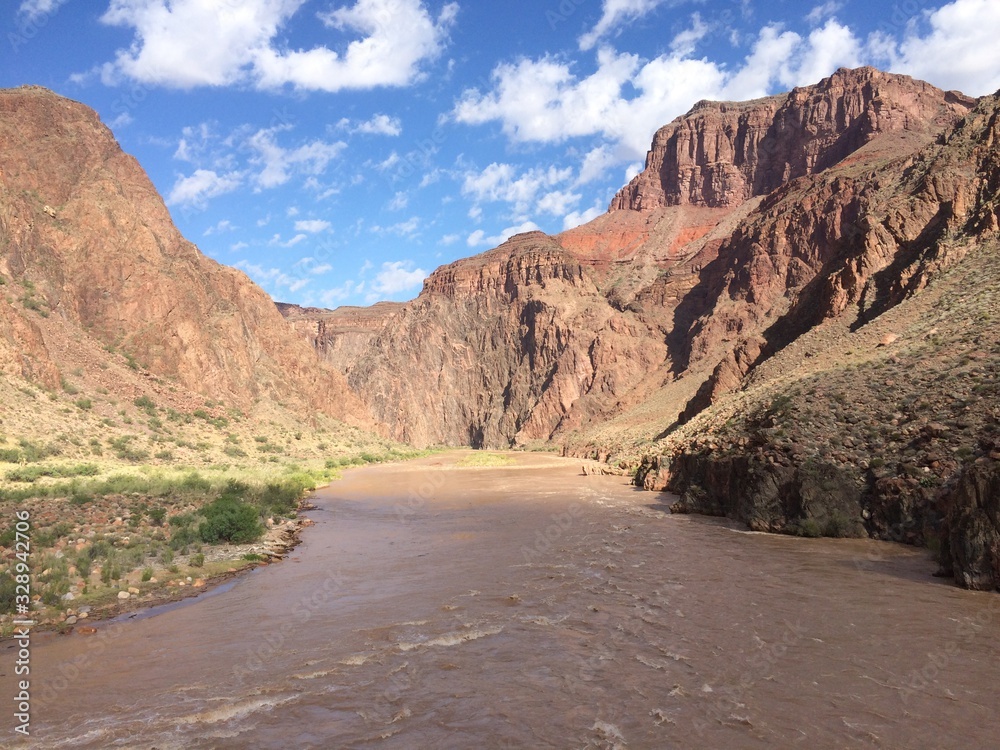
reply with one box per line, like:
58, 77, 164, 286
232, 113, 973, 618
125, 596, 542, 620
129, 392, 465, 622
190, 553, 205, 568
0, 448, 21, 463
148, 507, 167, 526
198, 496, 263, 544
134, 395, 156, 411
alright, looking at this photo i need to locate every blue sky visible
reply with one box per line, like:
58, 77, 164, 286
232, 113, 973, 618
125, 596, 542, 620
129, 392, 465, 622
4, 0, 1000, 308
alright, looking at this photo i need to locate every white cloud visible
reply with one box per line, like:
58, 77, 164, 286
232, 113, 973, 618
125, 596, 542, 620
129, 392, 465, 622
440, 233, 461, 245
246, 128, 346, 189
96, 0, 458, 92
806, 1, 844, 25
335, 113, 403, 136
203, 219, 235, 235
563, 205, 605, 231
462, 163, 574, 217
454, 19, 870, 164
230, 241, 249, 252
376, 151, 402, 172
295, 219, 331, 233
256, 0, 458, 92
579, 0, 673, 52
467, 229, 485, 247
372, 217, 421, 237
670, 13, 709, 57
356, 114, 404, 136
388, 191, 409, 211
17, 0, 68, 23
269, 233, 309, 248
367, 260, 427, 300
577, 145, 621, 185
167, 169, 242, 208
875, 0, 1000, 96
107, 112, 134, 130
537, 189, 582, 217
792, 20, 862, 88
310, 263, 333, 275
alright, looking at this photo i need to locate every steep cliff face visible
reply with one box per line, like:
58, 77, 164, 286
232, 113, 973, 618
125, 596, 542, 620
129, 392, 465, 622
612, 67, 973, 212
0, 86, 369, 426
330, 68, 973, 448
344, 232, 668, 446
277, 301, 402, 375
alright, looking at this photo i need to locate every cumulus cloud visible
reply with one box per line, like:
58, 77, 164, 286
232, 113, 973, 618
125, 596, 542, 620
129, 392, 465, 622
96, 0, 458, 92
874, 0, 1000, 96
167, 169, 242, 208
367, 260, 428, 300
294, 219, 331, 233
455, 19, 872, 162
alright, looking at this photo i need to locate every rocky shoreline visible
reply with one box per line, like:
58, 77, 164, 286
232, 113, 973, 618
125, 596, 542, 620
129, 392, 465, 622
7, 502, 317, 638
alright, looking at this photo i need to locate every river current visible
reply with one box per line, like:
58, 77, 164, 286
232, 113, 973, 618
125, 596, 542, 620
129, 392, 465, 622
2, 453, 998, 748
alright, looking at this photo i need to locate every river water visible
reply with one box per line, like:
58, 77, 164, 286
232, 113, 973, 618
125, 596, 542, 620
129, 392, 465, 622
2, 453, 999, 749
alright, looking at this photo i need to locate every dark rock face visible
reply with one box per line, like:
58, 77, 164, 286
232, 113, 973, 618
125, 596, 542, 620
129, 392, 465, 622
941, 461, 1000, 591
657, 451, 866, 537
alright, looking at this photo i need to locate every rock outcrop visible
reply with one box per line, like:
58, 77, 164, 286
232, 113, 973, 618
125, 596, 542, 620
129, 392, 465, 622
611, 67, 973, 211
0, 85, 370, 426
319, 68, 976, 449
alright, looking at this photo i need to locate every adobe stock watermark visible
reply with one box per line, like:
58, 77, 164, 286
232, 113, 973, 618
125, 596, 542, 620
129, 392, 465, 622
35, 621, 129, 711
9, 2, 64, 54
231, 569, 347, 678
692, 618, 808, 737
393, 463, 446, 524
521, 503, 584, 564
899, 594, 1000, 703
545, 0, 589, 31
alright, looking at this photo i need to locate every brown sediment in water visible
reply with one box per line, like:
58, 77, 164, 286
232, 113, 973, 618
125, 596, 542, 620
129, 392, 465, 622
4, 451, 999, 749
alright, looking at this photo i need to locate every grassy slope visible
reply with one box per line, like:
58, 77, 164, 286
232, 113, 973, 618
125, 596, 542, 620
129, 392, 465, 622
0, 358, 428, 634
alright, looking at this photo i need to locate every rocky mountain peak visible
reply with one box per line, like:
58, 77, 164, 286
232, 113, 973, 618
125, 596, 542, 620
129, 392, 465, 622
611, 66, 976, 212
0, 85, 371, 427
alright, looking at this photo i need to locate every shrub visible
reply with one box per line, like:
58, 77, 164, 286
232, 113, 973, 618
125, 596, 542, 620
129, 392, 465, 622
148, 507, 167, 526
134, 395, 156, 411
0, 574, 15, 615
0, 448, 21, 463
190, 553, 204, 568
141, 567, 153, 582
74, 398, 93, 410
198, 496, 263, 544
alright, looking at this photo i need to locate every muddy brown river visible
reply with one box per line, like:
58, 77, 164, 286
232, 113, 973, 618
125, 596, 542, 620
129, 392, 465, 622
2, 453, 999, 748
